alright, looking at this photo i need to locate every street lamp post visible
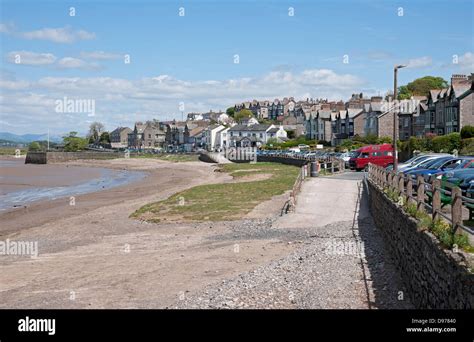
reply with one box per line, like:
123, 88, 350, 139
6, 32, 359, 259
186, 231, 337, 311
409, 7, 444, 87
393, 65, 406, 172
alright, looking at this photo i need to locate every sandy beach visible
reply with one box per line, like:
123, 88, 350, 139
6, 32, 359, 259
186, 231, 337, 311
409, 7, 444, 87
0, 157, 294, 308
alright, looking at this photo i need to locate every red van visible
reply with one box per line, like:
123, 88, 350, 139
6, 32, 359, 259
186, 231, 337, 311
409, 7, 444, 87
349, 144, 394, 171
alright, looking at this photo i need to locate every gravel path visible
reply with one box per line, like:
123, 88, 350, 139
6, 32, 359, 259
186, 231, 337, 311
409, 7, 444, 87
175, 179, 413, 309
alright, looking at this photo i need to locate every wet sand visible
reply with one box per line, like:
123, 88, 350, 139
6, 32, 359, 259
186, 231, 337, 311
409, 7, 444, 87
0, 159, 103, 193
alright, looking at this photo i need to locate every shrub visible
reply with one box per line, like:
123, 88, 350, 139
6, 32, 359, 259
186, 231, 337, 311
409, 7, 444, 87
460, 138, 474, 155
461, 125, 474, 139
432, 132, 460, 153
430, 219, 453, 248
28, 141, 42, 151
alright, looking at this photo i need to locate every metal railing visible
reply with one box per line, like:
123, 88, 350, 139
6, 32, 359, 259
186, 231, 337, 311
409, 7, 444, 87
367, 164, 474, 238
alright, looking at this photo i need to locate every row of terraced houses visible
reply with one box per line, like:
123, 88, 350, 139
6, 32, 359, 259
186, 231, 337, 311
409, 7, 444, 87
109, 110, 288, 151
304, 74, 473, 145
109, 74, 473, 150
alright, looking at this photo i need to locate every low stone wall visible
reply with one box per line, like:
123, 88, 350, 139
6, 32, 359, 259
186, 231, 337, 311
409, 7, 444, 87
257, 155, 308, 167
25, 152, 47, 164
25, 151, 123, 164
366, 180, 474, 309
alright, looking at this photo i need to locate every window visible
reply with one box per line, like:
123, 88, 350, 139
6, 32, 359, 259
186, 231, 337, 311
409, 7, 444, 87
361, 152, 370, 158
372, 151, 381, 157
148, 134, 151, 138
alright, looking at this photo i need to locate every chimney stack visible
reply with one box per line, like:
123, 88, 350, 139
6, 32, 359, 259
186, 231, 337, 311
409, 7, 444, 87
451, 74, 468, 86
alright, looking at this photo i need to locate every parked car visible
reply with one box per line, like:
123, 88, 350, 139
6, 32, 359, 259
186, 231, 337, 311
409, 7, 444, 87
349, 144, 394, 171
397, 153, 450, 173
298, 144, 310, 150
423, 158, 474, 183
404, 156, 458, 179
443, 168, 474, 195
399, 155, 451, 174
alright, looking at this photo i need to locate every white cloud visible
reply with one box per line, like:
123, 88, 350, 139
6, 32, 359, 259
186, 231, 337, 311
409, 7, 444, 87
0, 69, 368, 134
57, 57, 101, 70
5, 51, 104, 70
80, 51, 121, 60
0, 79, 30, 90
6, 51, 57, 65
405, 56, 432, 68
457, 52, 474, 74
1, 23, 96, 43
0, 22, 15, 34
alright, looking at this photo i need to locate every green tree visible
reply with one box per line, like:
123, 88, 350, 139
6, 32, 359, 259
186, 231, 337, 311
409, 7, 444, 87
398, 85, 412, 100
226, 107, 235, 117
88, 122, 105, 143
100, 131, 110, 143
63, 131, 88, 152
461, 125, 474, 139
28, 141, 42, 151
234, 109, 254, 123
397, 76, 448, 99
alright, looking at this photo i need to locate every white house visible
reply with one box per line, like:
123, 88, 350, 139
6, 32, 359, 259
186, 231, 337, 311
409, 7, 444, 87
228, 122, 287, 147
203, 124, 226, 151
215, 126, 231, 150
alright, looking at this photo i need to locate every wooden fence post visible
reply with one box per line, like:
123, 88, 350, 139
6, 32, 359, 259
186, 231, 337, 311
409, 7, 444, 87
406, 178, 413, 204
451, 186, 462, 234
417, 175, 425, 212
432, 179, 441, 221
393, 173, 399, 193
398, 175, 404, 197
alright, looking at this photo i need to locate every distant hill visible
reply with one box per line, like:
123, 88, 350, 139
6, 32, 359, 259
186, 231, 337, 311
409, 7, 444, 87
0, 132, 63, 143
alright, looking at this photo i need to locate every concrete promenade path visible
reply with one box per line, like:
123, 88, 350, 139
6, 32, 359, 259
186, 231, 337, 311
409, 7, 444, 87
178, 172, 413, 309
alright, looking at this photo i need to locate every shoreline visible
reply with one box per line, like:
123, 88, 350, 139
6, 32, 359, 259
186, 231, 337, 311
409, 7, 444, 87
0, 158, 147, 211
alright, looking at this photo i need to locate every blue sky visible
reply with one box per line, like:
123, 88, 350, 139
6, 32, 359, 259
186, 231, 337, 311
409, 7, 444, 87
1, 0, 473, 135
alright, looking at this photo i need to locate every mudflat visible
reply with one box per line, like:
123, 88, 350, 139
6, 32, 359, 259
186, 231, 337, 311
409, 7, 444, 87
0, 158, 103, 193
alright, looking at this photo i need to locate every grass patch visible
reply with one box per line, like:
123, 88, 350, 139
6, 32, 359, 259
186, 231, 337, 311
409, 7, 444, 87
0, 147, 27, 155
131, 153, 199, 162
131, 162, 300, 222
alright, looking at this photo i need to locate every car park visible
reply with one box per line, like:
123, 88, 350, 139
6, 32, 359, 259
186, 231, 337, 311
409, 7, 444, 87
399, 155, 451, 173
397, 153, 450, 173
404, 156, 460, 182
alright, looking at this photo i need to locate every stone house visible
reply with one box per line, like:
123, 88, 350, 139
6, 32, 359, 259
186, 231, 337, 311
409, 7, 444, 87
424, 74, 473, 136
165, 121, 190, 147
110, 126, 132, 148
128, 121, 166, 149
